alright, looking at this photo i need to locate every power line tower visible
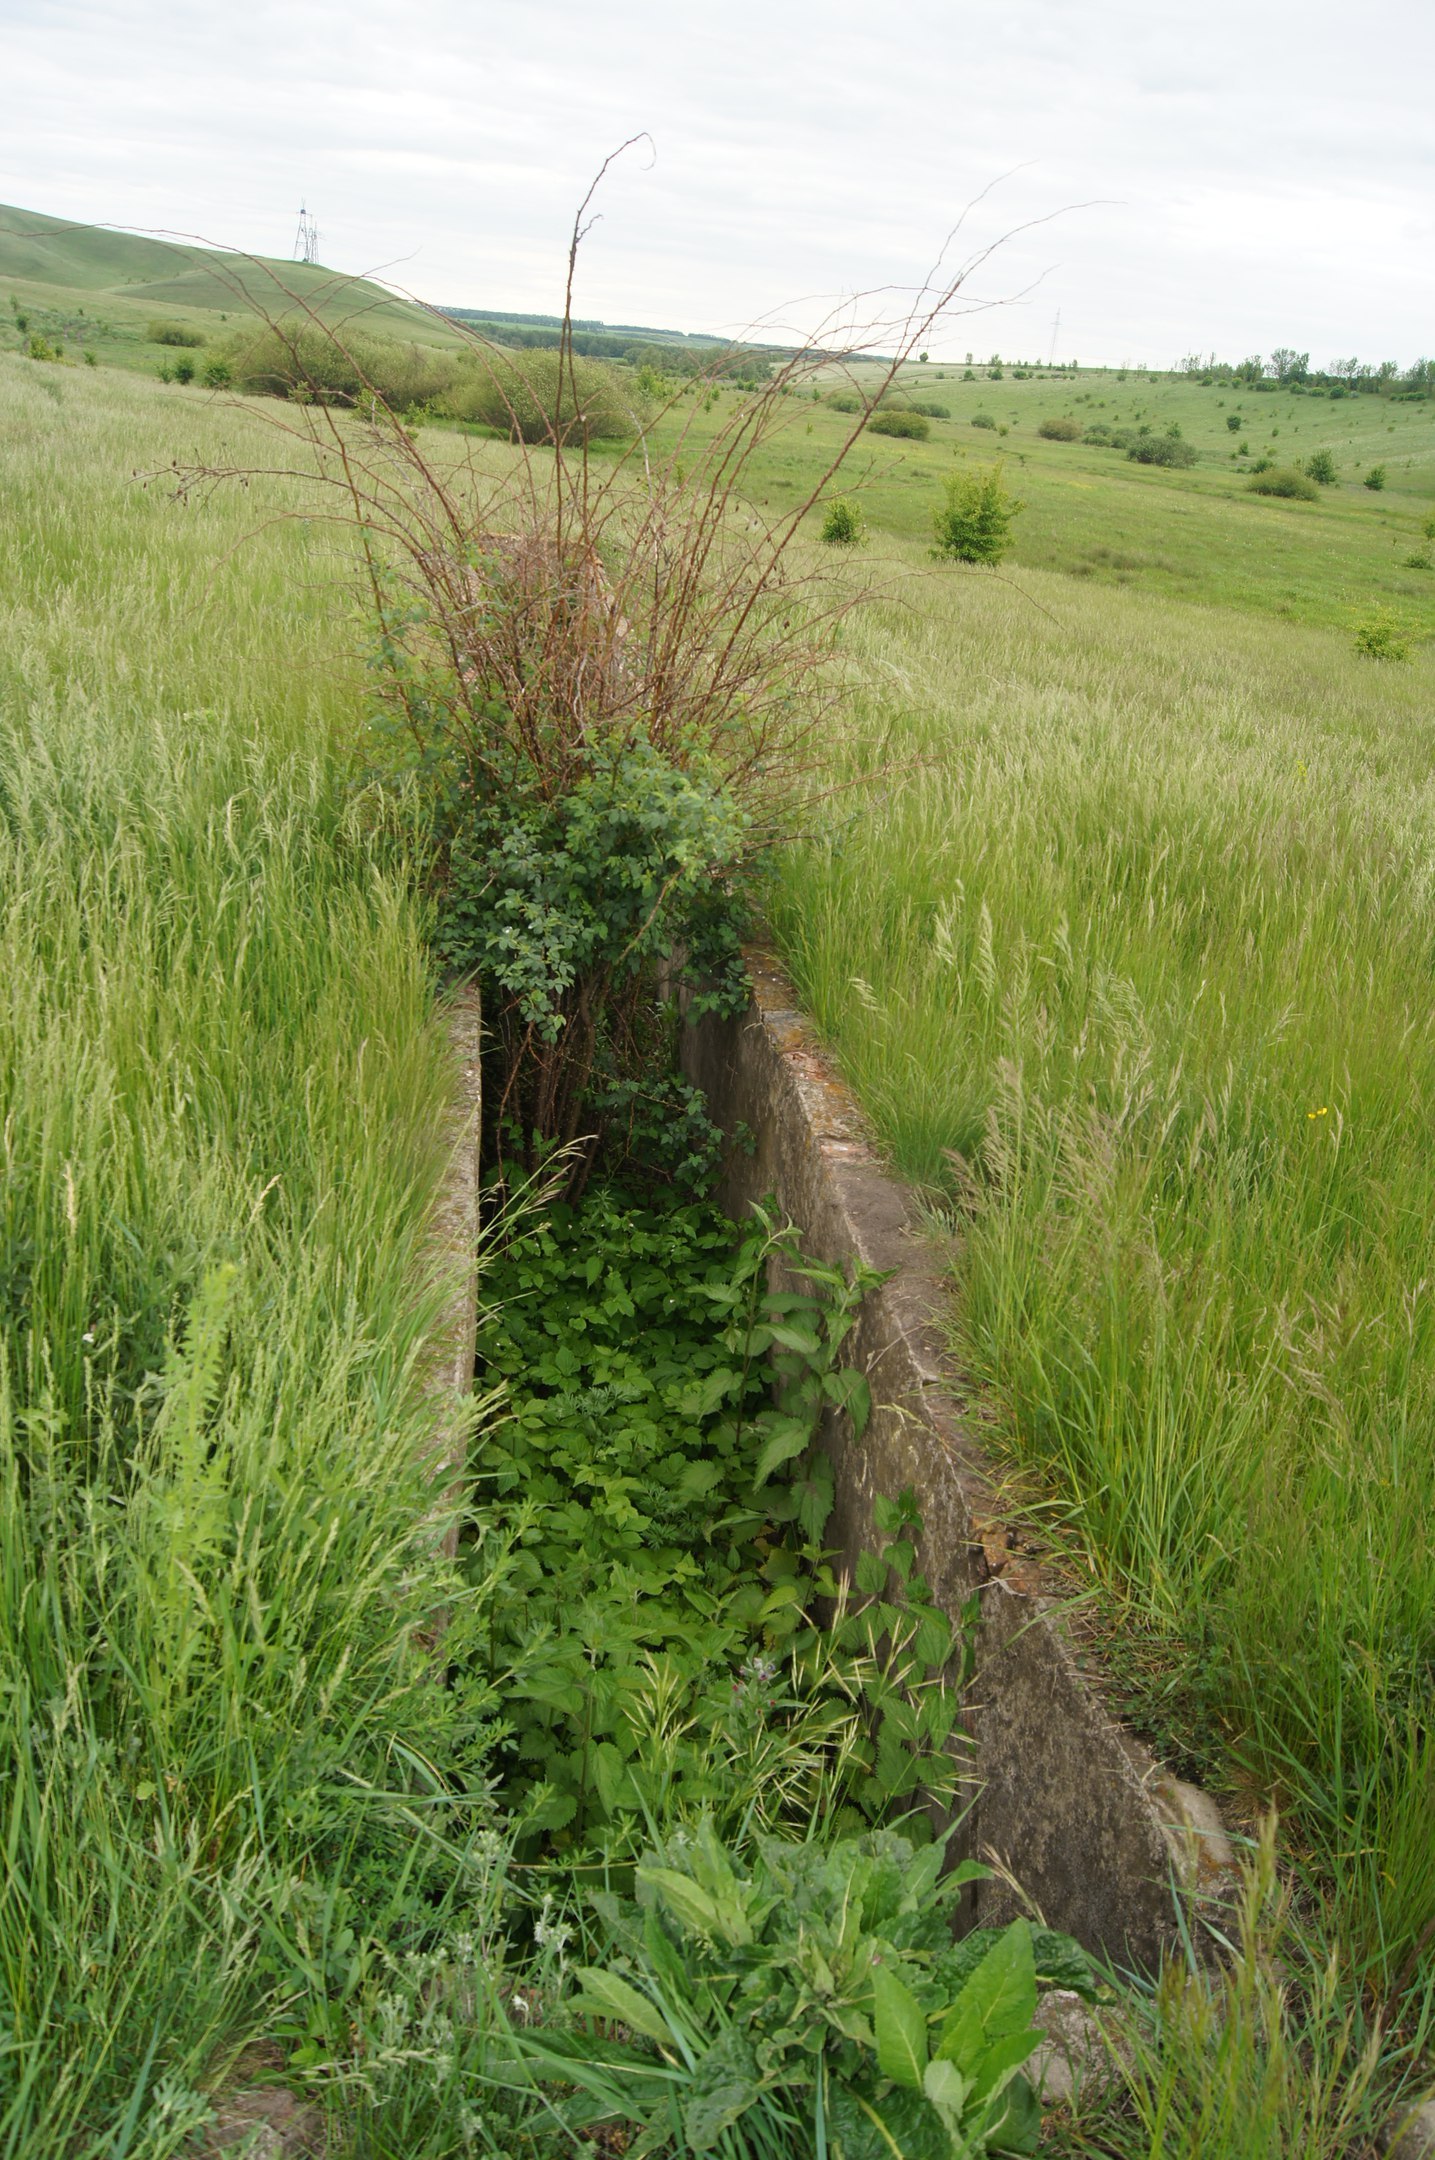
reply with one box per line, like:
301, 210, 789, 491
1048, 309, 1061, 367
293, 204, 319, 265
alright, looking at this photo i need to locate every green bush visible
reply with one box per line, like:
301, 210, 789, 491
970, 411, 997, 430
1354, 607, 1411, 660
445, 347, 643, 442
825, 391, 863, 414
1128, 432, 1198, 468
200, 354, 232, 390
1226, 412, 1243, 431
1401, 552, 1431, 570
931, 463, 1022, 565
868, 408, 930, 440
1364, 464, 1387, 491
229, 320, 464, 413
906, 398, 950, 418
1303, 449, 1338, 484
1037, 415, 1082, 440
820, 495, 866, 545
24, 331, 63, 362
148, 320, 205, 347
170, 354, 195, 385
1247, 466, 1319, 500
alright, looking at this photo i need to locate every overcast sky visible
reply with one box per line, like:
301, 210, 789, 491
3, 0, 1431, 366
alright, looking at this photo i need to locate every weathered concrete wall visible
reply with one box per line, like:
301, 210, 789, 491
682, 955, 1233, 1972
421, 981, 484, 1557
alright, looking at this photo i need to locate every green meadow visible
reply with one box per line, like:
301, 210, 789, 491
698, 368, 1435, 1992
5, 233, 1435, 2146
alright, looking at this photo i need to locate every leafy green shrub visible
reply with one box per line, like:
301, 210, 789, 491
170, 353, 195, 385
1423, 515, 1435, 540
82, 347, 97, 366
446, 347, 644, 442
148, 320, 205, 347
229, 320, 463, 413
1128, 431, 1198, 468
962, 366, 976, 379
1364, 464, 1387, 490
1402, 551, 1432, 570
970, 411, 997, 430
514, 1819, 1095, 2157
820, 495, 866, 545
24, 331, 62, 362
474, 1192, 963, 1846
1303, 449, 1338, 484
1226, 412, 1243, 431
932, 464, 1023, 564
906, 398, 950, 418
1354, 607, 1411, 660
1247, 466, 1319, 500
1037, 415, 1081, 440
200, 354, 232, 389
825, 392, 863, 413
868, 408, 930, 440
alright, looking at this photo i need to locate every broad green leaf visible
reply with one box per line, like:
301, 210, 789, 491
638, 1865, 734, 1942
683, 2027, 761, 2150
854, 1548, 887, 1596
922, 2056, 973, 2135
766, 1320, 823, 1355
935, 1921, 1039, 2079
569, 1967, 673, 2046
754, 1418, 813, 1486
872, 1964, 928, 2090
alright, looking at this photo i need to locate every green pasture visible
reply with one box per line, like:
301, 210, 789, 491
763, 527, 1435, 1985
0, 350, 479, 2149
647, 364, 1435, 635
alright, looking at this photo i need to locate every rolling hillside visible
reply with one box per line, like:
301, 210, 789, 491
0, 200, 466, 361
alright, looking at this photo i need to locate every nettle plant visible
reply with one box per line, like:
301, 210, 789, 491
475, 1191, 967, 1851
180, 151, 1016, 1196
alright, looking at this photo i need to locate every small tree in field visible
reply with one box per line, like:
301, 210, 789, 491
820, 496, 866, 546
932, 464, 1023, 564
1304, 449, 1338, 485
1364, 464, 1387, 491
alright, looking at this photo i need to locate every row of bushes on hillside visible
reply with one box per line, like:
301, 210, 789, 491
224, 323, 648, 440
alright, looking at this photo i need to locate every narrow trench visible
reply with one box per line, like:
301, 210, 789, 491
460, 1170, 969, 1869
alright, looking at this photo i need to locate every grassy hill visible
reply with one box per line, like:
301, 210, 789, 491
0, 200, 468, 369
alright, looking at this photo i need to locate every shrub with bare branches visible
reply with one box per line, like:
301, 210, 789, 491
178, 149, 1023, 1194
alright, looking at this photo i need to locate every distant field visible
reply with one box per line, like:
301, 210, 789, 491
643, 362, 1435, 637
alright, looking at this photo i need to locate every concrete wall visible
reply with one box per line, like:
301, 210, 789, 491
682, 955, 1233, 1972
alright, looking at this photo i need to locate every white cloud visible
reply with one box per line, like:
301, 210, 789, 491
1, 0, 1431, 362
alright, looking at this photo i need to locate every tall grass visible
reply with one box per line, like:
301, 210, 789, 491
766, 541, 1435, 1993
0, 354, 486, 2152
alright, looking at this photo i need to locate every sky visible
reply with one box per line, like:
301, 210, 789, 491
2, 0, 1432, 367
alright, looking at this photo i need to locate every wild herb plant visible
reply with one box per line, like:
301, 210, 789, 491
507, 1817, 1098, 2158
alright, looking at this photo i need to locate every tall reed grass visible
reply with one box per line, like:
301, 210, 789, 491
766, 541, 1435, 1998
0, 354, 486, 2152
